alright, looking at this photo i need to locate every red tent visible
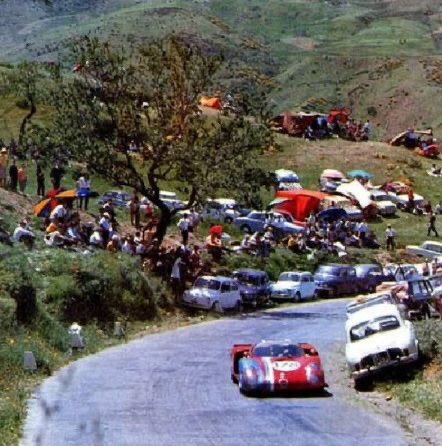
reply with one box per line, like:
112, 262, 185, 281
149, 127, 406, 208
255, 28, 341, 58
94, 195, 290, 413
274, 190, 325, 224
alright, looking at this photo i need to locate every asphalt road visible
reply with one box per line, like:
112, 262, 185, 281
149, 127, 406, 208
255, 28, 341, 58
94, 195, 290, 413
22, 300, 410, 446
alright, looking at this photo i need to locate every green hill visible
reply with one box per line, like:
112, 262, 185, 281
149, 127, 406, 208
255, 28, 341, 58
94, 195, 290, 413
0, 0, 441, 137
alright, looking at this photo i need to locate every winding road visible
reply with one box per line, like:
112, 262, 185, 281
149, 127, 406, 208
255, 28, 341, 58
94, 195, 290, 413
22, 300, 411, 446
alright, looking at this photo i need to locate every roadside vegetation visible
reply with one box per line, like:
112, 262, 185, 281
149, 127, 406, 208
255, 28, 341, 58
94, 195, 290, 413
0, 0, 441, 442
379, 321, 442, 422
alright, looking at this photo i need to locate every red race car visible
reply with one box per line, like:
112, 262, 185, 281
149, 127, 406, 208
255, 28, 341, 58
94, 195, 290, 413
231, 339, 326, 396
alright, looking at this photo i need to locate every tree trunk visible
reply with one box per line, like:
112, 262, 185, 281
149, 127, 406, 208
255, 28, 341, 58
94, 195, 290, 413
18, 100, 36, 156
154, 206, 172, 244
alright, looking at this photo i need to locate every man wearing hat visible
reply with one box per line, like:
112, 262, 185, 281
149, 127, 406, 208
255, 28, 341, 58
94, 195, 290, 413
0, 147, 8, 188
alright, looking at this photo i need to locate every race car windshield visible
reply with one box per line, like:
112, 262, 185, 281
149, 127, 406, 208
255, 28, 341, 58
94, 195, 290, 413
350, 316, 400, 342
253, 343, 303, 358
194, 278, 220, 290
279, 273, 300, 282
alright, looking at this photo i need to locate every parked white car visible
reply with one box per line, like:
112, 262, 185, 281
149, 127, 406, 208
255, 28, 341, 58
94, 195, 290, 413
369, 190, 397, 216
405, 241, 442, 260
345, 303, 419, 387
346, 292, 397, 317
387, 192, 424, 208
201, 198, 241, 223
181, 276, 242, 312
270, 271, 316, 301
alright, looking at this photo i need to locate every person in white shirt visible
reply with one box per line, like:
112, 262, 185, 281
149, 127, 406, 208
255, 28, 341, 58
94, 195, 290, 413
89, 228, 104, 248
177, 214, 190, 245
13, 220, 35, 248
99, 212, 113, 244
50, 202, 68, 222
385, 225, 396, 250
76, 174, 91, 211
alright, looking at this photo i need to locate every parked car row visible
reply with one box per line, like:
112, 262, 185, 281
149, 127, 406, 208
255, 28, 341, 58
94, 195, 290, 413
181, 262, 402, 312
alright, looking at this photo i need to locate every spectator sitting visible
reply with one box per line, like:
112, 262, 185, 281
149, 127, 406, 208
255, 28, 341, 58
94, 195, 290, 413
89, 227, 104, 248
430, 164, 441, 175
122, 236, 136, 255
239, 234, 252, 253
13, 219, 35, 248
46, 217, 63, 234
205, 232, 223, 261
50, 202, 68, 223
106, 234, 121, 253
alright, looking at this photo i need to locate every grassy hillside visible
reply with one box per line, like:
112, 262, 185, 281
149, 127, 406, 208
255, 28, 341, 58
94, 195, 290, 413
0, 0, 441, 137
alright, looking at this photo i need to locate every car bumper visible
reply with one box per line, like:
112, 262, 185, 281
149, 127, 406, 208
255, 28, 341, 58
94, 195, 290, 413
350, 353, 419, 379
181, 299, 211, 310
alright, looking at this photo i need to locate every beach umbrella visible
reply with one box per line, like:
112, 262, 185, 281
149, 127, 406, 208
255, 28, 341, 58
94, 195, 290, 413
56, 189, 77, 199
33, 199, 52, 217
347, 169, 373, 179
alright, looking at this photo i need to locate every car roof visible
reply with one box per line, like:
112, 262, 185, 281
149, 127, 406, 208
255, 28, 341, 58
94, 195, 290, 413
234, 268, 266, 276
280, 271, 310, 276
422, 241, 442, 247
198, 275, 235, 282
346, 303, 401, 327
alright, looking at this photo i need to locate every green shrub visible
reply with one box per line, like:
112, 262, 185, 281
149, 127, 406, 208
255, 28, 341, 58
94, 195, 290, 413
0, 298, 16, 332
415, 320, 442, 362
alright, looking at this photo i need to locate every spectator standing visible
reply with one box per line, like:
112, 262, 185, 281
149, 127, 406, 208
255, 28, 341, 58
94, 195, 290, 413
170, 255, 185, 303
18, 163, 27, 194
50, 161, 65, 189
8, 158, 18, 192
427, 212, 439, 237
385, 224, 396, 250
0, 147, 8, 188
177, 213, 191, 246
36, 164, 45, 197
76, 174, 91, 211
129, 192, 141, 228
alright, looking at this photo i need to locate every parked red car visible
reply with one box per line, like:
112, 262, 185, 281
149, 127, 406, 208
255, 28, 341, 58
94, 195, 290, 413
231, 340, 326, 396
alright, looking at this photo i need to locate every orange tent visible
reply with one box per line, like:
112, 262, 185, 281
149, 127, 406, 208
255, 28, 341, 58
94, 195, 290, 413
275, 190, 326, 224
199, 96, 222, 110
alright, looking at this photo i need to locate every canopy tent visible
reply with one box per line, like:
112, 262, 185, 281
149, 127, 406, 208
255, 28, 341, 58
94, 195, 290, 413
275, 190, 325, 223
199, 96, 222, 110
347, 169, 373, 179
327, 107, 351, 125
336, 180, 372, 209
33, 198, 52, 217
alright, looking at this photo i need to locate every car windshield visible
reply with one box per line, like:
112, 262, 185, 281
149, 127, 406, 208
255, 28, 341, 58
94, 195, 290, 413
279, 273, 300, 282
234, 273, 265, 286
194, 278, 220, 290
253, 343, 303, 358
350, 315, 400, 341
316, 266, 340, 275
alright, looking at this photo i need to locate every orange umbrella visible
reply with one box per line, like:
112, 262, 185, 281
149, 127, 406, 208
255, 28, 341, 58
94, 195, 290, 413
56, 189, 77, 199
33, 199, 51, 217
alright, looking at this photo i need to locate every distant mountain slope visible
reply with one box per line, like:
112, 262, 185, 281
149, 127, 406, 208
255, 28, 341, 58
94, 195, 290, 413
0, 0, 440, 136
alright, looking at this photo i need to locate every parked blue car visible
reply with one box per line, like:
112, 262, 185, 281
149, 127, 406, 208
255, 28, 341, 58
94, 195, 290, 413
233, 210, 304, 239
354, 263, 386, 293
232, 268, 271, 307
97, 190, 131, 207
314, 264, 364, 298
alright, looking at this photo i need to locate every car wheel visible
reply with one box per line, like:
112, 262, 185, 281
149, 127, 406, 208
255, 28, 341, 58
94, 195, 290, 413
294, 292, 301, 302
330, 287, 338, 298
225, 216, 233, 224
240, 224, 252, 233
312, 290, 319, 300
234, 300, 243, 313
354, 376, 373, 391
212, 301, 223, 313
